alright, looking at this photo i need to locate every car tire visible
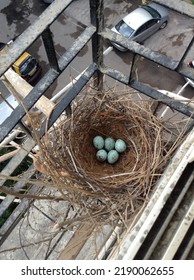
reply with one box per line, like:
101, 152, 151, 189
160, 21, 167, 29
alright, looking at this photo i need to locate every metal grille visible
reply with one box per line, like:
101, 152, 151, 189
0, 0, 194, 259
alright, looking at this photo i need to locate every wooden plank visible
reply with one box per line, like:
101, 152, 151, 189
3, 69, 55, 117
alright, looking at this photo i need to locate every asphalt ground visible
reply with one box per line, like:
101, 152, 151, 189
0, 0, 194, 100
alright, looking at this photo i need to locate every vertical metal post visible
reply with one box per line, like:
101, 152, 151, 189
42, 28, 60, 72
129, 53, 137, 84
90, 0, 104, 91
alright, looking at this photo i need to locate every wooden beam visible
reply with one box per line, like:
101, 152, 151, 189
2, 69, 55, 117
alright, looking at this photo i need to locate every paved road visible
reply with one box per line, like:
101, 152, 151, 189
0, 0, 194, 99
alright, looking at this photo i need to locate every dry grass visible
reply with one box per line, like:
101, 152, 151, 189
31, 88, 187, 225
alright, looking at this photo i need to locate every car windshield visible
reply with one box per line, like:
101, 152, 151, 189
115, 20, 134, 37
19, 57, 37, 76
142, 6, 161, 19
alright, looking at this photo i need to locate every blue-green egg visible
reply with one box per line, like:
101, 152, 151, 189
96, 149, 107, 162
115, 139, 126, 153
93, 136, 104, 150
104, 137, 115, 151
107, 150, 119, 164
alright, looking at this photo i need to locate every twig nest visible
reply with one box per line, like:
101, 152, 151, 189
36, 89, 185, 227
107, 150, 119, 164
42, 91, 181, 199
96, 149, 108, 162
115, 139, 126, 153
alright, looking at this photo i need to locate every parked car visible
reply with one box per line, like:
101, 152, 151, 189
111, 2, 169, 51
0, 42, 41, 84
185, 60, 194, 87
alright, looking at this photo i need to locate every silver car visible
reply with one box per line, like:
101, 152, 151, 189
111, 2, 169, 51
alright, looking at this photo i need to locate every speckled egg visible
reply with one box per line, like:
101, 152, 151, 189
104, 137, 115, 151
115, 139, 126, 153
107, 150, 119, 164
96, 149, 107, 162
93, 136, 104, 150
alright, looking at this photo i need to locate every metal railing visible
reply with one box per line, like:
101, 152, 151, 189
1, 0, 194, 142
0, 0, 194, 260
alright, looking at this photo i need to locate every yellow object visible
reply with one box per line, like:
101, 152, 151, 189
12, 52, 31, 75
0, 44, 31, 76
141, 0, 149, 4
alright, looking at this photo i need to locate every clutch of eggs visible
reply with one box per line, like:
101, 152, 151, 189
93, 135, 126, 164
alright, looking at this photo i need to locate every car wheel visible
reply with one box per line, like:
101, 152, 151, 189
160, 21, 167, 29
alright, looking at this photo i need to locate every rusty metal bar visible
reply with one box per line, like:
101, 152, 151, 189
58, 26, 96, 70
0, 69, 57, 143
100, 65, 129, 84
0, 0, 73, 76
90, 0, 104, 90
0, 26, 96, 143
131, 80, 194, 118
100, 29, 179, 70
129, 53, 137, 84
40, 63, 97, 135
100, 65, 194, 119
42, 28, 60, 72
100, 29, 194, 80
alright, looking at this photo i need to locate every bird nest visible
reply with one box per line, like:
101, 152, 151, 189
34, 90, 185, 223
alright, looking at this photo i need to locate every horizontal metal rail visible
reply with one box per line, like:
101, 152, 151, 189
0, 26, 96, 143
0, 0, 194, 260
100, 66, 194, 119
131, 80, 194, 118
100, 29, 179, 70
0, 0, 74, 76
100, 29, 194, 81
40, 63, 97, 135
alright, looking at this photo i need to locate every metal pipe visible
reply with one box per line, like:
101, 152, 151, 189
90, 0, 104, 90
42, 28, 60, 72
0, 0, 73, 76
